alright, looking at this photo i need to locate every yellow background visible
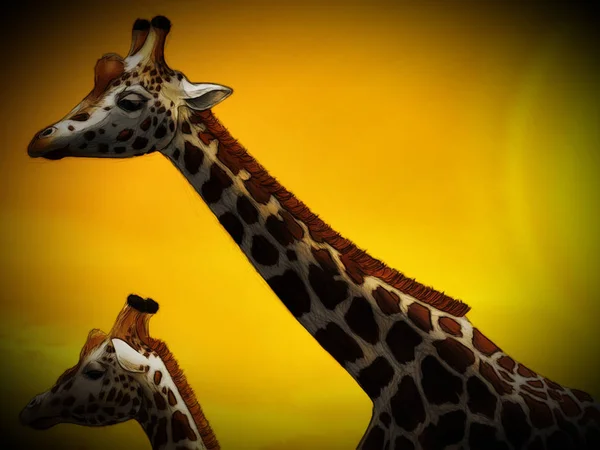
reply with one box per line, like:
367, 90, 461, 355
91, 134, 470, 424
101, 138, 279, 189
1, 1, 599, 449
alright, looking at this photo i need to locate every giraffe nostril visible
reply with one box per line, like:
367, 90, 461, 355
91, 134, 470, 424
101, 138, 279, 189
39, 127, 56, 138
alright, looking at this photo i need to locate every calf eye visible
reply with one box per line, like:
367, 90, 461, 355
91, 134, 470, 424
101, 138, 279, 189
84, 370, 105, 380
117, 93, 147, 112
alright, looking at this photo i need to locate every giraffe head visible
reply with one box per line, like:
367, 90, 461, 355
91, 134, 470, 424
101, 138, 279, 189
27, 16, 232, 160
19, 295, 160, 430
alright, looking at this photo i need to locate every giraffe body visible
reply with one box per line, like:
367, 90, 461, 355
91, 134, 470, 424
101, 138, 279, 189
20, 294, 219, 450
27, 16, 600, 449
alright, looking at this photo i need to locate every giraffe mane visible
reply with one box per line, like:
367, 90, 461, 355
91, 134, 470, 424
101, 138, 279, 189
196, 110, 471, 317
145, 337, 220, 450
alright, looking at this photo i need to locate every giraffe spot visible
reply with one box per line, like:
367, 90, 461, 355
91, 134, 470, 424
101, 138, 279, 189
385, 320, 422, 365
153, 370, 162, 386
527, 379, 544, 388
421, 355, 463, 405
244, 178, 271, 204
198, 132, 215, 146
98, 143, 109, 153
314, 323, 363, 366
236, 196, 259, 224
84, 131, 96, 141
379, 412, 391, 428
87, 403, 99, 413
390, 376, 426, 431
63, 396, 76, 406
520, 392, 554, 428
545, 430, 574, 450
132, 136, 148, 150
558, 393, 582, 417
480, 361, 513, 395
407, 302, 432, 332
340, 252, 365, 284
372, 286, 401, 315
201, 164, 233, 203
172, 410, 198, 442
528, 436, 544, 450
267, 270, 311, 317
548, 389, 561, 400
70, 112, 90, 121
393, 436, 415, 450
357, 356, 394, 399
570, 388, 593, 403
311, 248, 338, 274
585, 426, 600, 449
308, 264, 349, 310
154, 392, 167, 410
140, 117, 152, 131
438, 316, 462, 337
117, 129, 134, 141
68, 125, 75, 131
167, 389, 177, 406
106, 388, 116, 402
286, 250, 297, 261
154, 417, 168, 448
345, 296, 380, 345
102, 407, 115, 415
183, 141, 204, 174
472, 328, 500, 356
433, 337, 475, 374
251, 235, 279, 266
172, 148, 180, 160
114, 146, 126, 154
466, 375, 497, 419
152, 115, 157, 124
181, 122, 192, 134
501, 400, 531, 449
115, 390, 124, 403
99, 128, 105, 134
469, 422, 508, 450
119, 393, 131, 407
266, 214, 295, 246
281, 210, 304, 240
361, 425, 385, 450
554, 408, 584, 448
522, 384, 547, 400
154, 124, 167, 139
517, 364, 536, 378
216, 142, 242, 175
545, 378, 564, 391
418, 410, 466, 449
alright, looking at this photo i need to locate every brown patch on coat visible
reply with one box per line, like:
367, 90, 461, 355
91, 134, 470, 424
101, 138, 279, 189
195, 110, 471, 317
433, 338, 476, 374
438, 317, 462, 337
517, 364, 536, 378
472, 328, 500, 356
522, 384, 548, 400
520, 392, 554, 428
172, 410, 198, 442
311, 248, 338, 274
407, 302, 433, 332
558, 393, 582, 417
372, 286, 401, 315
480, 361, 513, 395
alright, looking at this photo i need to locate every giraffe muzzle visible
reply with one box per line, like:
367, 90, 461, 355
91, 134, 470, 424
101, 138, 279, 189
28, 127, 72, 160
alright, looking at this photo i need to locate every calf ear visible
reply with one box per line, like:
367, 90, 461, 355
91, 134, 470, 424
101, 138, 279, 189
112, 339, 147, 373
181, 79, 233, 111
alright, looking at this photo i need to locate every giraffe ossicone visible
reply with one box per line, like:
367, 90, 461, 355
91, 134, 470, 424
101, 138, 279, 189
20, 294, 219, 450
27, 15, 600, 450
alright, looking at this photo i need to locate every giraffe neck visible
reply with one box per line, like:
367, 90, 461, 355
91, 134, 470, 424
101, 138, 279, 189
162, 108, 473, 394
135, 354, 213, 450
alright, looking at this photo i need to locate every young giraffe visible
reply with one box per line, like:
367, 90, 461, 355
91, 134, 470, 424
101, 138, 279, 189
19, 294, 219, 450
27, 16, 600, 450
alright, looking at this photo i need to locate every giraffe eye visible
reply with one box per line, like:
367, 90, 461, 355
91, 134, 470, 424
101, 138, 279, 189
117, 94, 147, 112
84, 370, 105, 380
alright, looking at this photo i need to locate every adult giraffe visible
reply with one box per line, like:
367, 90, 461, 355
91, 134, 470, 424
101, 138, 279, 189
27, 16, 600, 450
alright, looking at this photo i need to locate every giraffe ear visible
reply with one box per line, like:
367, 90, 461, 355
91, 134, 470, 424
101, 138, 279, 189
112, 339, 147, 373
181, 80, 233, 111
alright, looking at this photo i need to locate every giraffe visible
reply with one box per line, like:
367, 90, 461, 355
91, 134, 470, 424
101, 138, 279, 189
27, 16, 600, 450
19, 294, 219, 450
